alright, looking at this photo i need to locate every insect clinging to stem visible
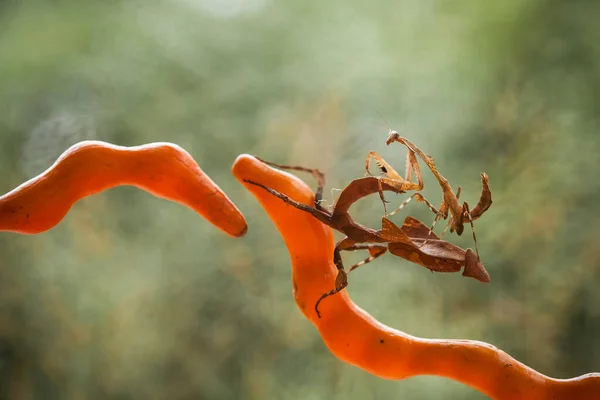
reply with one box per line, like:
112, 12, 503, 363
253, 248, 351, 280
365, 131, 492, 259
244, 157, 490, 318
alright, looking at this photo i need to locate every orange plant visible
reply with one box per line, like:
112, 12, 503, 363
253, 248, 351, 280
0, 140, 247, 237
232, 153, 600, 400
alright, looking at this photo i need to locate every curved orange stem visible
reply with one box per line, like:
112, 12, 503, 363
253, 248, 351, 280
0, 141, 247, 237
232, 154, 600, 400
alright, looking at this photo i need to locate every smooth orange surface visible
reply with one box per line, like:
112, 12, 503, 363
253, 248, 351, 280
0, 141, 247, 237
232, 154, 600, 400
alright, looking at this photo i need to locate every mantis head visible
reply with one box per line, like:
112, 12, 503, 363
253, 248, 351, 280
386, 129, 400, 145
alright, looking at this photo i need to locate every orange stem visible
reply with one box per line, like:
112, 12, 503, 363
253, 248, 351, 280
232, 154, 600, 400
0, 141, 247, 237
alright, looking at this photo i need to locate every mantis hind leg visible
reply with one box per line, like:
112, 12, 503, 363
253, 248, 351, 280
461, 201, 480, 259
243, 179, 331, 228
345, 244, 388, 272
253, 157, 327, 212
314, 237, 354, 319
315, 239, 388, 318
388, 192, 439, 217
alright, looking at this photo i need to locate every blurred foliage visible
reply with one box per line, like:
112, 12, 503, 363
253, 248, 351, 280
1, 0, 599, 398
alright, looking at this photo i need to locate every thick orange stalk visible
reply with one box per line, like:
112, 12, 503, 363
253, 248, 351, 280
232, 154, 600, 400
0, 141, 247, 237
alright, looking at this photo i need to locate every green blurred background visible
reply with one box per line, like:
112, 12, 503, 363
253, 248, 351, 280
1, 0, 599, 398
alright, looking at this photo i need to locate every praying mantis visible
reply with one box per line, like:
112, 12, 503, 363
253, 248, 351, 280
245, 133, 492, 317
379, 131, 492, 236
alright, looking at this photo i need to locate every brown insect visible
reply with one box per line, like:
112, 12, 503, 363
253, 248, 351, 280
244, 157, 490, 318
383, 131, 492, 235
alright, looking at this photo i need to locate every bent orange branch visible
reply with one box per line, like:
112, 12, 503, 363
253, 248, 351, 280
0, 141, 247, 237
232, 153, 600, 400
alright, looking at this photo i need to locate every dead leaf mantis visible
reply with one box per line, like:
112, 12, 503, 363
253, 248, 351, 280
365, 131, 492, 257
244, 156, 490, 318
